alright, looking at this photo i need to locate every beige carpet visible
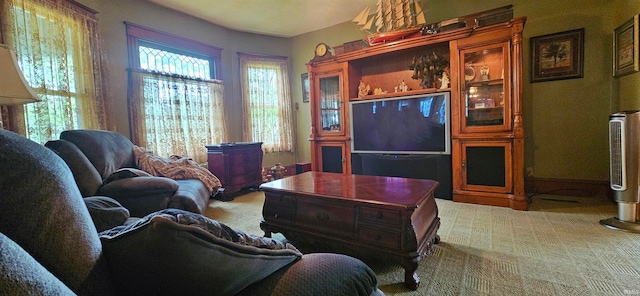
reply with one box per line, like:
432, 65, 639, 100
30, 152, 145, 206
206, 191, 640, 296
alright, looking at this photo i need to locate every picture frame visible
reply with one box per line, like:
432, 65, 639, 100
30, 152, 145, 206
613, 15, 639, 77
530, 28, 584, 83
301, 73, 310, 103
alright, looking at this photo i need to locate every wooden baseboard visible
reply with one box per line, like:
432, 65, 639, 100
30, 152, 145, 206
525, 177, 612, 200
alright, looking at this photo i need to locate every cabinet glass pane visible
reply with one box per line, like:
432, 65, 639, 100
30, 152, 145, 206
466, 146, 505, 187
321, 146, 343, 173
319, 76, 341, 132
463, 47, 504, 127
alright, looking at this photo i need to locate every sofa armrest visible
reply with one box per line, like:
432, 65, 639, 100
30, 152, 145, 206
0, 232, 76, 295
98, 176, 178, 198
98, 177, 179, 217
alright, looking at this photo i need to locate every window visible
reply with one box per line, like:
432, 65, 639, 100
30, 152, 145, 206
239, 54, 294, 153
125, 22, 227, 163
0, 0, 111, 143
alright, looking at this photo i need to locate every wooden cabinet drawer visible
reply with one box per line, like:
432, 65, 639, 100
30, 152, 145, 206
229, 163, 260, 175
358, 226, 401, 249
296, 199, 355, 238
359, 206, 401, 226
228, 153, 261, 165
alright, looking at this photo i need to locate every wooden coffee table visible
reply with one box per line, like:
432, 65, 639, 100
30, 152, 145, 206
260, 171, 440, 290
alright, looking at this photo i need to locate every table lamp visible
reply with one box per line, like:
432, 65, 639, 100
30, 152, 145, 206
0, 43, 41, 129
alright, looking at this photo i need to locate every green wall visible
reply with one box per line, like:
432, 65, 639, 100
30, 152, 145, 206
75, 0, 638, 183
77, 0, 296, 167
292, 0, 632, 183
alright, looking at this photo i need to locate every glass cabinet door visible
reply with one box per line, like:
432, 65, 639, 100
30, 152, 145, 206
317, 74, 343, 135
460, 42, 511, 132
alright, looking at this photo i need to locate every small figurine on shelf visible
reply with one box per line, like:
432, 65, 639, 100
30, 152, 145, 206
480, 65, 490, 81
399, 80, 408, 92
439, 72, 450, 89
269, 163, 286, 180
373, 88, 387, 95
358, 80, 370, 97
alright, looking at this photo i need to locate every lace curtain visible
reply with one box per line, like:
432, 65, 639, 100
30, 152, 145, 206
0, 0, 112, 142
129, 70, 227, 163
238, 54, 294, 153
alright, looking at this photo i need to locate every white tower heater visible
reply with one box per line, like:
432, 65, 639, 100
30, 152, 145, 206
600, 111, 640, 233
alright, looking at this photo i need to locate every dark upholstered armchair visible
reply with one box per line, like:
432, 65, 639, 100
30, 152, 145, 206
45, 129, 211, 217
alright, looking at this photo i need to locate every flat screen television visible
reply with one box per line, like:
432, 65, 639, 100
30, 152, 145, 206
349, 92, 450, 155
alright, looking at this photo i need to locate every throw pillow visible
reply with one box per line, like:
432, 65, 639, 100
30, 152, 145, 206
83, 196, 130, 232
100, 209, 302, 296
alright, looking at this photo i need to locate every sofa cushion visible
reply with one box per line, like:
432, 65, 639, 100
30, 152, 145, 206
238, 253, 383, 296
45, 139, 103, 197
84, 196, 130, 232
61, 129, 135, 180
100, 209, 302, 296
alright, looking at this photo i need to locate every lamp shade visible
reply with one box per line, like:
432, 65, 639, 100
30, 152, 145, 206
0, 44, 40, 105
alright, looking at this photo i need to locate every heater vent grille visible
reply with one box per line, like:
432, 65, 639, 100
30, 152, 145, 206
610, 119, 625, 190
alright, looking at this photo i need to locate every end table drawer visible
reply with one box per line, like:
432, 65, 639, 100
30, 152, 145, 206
359, 206, 402, 226
358, 226, 401, 249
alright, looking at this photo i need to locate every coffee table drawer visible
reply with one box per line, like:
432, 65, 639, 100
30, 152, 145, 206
263, 193, 295, 224
296, 199, 355, 238
358, 226, 401, 249
359, 206, 402, 226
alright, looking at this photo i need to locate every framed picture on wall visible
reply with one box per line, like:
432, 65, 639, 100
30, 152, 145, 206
530, 28, 584, 83
301, 73, 310, 103
614, 15, 639, 77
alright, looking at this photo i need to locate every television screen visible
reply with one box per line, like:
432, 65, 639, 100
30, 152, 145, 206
350, 92, 450, 155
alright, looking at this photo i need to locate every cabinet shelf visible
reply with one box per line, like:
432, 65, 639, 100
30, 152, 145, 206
465, 78, 503, 87
468, 106, 503, 111
350, 88, 450, 101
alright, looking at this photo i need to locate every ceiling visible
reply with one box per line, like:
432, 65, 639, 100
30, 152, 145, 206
147, 0, 378, 38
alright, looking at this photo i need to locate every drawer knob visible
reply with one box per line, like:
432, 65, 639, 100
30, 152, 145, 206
316, 212, 329, 223
376, 211, 384, 219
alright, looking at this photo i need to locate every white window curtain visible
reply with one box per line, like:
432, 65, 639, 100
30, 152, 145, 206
239, 54, 294, 153
129, 70, 227, 163
0, 0, 112, 142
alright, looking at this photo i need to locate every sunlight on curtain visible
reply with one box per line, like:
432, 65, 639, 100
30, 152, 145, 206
0, 0, 112, 143
129, 70, 227, 163
239, 54, 294, 153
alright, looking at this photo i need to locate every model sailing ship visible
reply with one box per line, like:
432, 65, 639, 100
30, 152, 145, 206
352, 0, 426, 46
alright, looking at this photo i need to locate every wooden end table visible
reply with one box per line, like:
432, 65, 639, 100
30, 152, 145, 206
260, 172, 440, 290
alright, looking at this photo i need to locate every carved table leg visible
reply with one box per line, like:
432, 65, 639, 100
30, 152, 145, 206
260, 221, 273, 238
400, 256, 420, 290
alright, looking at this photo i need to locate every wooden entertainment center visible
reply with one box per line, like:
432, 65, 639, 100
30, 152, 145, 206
307, 17, 527, 210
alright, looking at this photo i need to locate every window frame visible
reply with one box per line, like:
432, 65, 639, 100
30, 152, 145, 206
124, 22, 222, 79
